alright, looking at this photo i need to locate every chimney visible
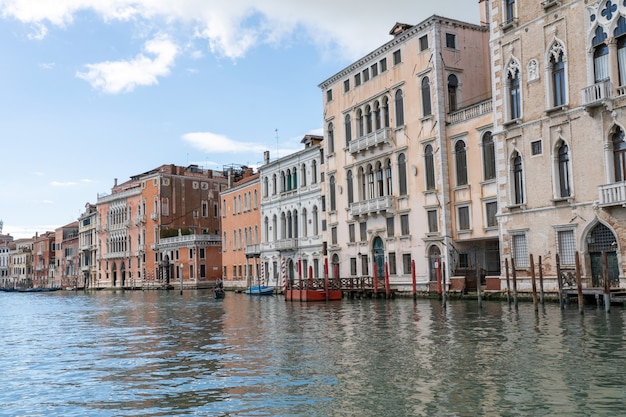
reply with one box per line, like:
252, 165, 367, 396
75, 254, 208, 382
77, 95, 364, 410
227, 168, 233, 188
263, 150, 270, 165
114, 178, 118, 187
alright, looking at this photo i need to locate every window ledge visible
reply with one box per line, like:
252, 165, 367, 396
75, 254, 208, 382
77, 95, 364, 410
426, 232, 439, 237
420, 114, 434, 122
500, 19, 518, 32
423, 189, 438, 195
399, 234, 411, 240
456, 229, 472, 236
545, 105, 569, 115
542, 0, 560, 10
506, 203, 526, 211
502, 118, 522, 128
551, 196, 574, 205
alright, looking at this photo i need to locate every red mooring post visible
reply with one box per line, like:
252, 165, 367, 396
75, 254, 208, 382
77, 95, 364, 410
411, 259, 417, 300
298, 258, 303, 298
385, 262, 390, 299
373, 262, 378, 297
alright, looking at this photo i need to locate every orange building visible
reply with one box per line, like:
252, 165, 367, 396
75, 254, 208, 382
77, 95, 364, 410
219, 166, 261, 290
97, 164, 227, 288
32, 231, 55, 288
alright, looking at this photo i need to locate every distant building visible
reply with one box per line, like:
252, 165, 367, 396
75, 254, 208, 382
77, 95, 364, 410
56, 222, 79, 288
96, 164, 227, 288
9, 238, 33, 288
0, 231, 14, 286
78, 203, 98, 288
219, 165, 261, 289
32, 231, 55, 288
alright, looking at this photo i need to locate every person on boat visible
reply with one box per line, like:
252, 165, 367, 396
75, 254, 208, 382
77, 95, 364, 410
215, 277, 223, 289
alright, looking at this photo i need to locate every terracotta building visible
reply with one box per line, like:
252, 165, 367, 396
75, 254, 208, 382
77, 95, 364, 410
32, 231, 55, 288
55, 222, 79, 288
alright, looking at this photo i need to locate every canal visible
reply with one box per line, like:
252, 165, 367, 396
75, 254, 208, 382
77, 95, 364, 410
1, 291, 626, 416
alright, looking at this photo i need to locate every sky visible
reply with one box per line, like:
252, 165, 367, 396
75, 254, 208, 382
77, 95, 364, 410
0, 0, 479, 239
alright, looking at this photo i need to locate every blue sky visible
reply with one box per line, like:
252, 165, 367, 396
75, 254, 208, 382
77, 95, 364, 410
0, 0, 479, 239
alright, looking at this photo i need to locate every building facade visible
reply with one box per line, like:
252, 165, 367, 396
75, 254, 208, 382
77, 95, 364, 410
0, 228, 14, 286
317, 14, 492, 289
260, 136, 325, 288
220, 166, 261, 289
55, 222, 79, 288
490, 0, 626, 289
78, 203, 98, 289
32, 231, 55, 288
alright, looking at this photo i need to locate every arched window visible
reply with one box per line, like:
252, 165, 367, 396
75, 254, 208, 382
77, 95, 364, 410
507, 61, 521, 120
613, 127, 626, 182
329, 175, 336, 211
385, 159, 393, 195
557, 142, 571, 198
312, 206, 319, 235
448, 74, 458, 112
347, 170, 354, 204
293, 209, 298, 238
327, 122, 334, 154
506, 0, 516, 23
358, 166, 366, 201
311, 160, 317, 184
425, 145, 435, 190
263, 177, 269, 197
365, 105, 372, 134
281, 212, 287, 239
382, 97, 390, 127
618, 23, 626, 85
292, 166, 297, 189
264, 217, 269, 242
286, 170, 292, 191
482, 131, 496, 180
301, 208, 308, 237
593, 26, 609, 83
398, 153, 407, 195
272, 174, 277, 195
395, 90, 404, 127
356, 109, 364, 137
367, 165, 375, 199
374, 101, 381, 130
550, 44, 566, 107
376, 162, 384, 197
512, 152, 524, 205
301, 164, 306, 187
455, 140, 468, 186
344, 114, 352, 145
421, 76, 432, 117
272, 215, 277, 241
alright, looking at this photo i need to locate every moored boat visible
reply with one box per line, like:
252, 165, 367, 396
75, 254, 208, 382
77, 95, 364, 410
244, 285, 274, 295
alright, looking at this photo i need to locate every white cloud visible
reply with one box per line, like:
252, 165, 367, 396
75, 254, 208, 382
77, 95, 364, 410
181, 131, 267, 154
1, 0, 479, 61
50, 181, 77, 187
76, 35, 179, 94
38, 62, 55, 70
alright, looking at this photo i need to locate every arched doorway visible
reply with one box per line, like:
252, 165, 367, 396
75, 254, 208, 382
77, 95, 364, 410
120, 262, 126, 288
112, 262, 117, 287
429, 246, 441, 282
288, 258, 295, 287
331, 254, 340, 279
587, 223, 619, 287
372, 236, 385, 281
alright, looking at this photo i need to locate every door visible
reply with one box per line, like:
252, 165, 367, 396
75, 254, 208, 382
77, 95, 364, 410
372, 237, 385, 281
590, 252, 619, 287
587, 223, 620, 287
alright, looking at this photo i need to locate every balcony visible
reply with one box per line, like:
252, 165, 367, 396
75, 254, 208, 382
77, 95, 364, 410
151, 212, 158, 221
598, 182, 626, 207
348, 127, 392, 155
245, 244, 261, 258
275, 238, 298, 251
581, 80, 612, 109
349, 196, 396, 217
135, 214, 146, 225
448, 99, 492, 125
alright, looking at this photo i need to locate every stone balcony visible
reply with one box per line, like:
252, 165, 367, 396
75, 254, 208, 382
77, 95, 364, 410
581, 80, 612, 109
245, 244, 261, 258
349, 195, 395, 217
348, 127, 392, 155
275, 238, 298, 251
599, 181, 626, 207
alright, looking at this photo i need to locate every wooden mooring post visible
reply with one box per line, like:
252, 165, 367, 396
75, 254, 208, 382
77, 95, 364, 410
476, 263, 482, 309
505, 258, 511, 306
511, 258, 518, 310
575, 252, 584, 314
411, 260, 417, 301
602, 251, 610, 313
384, 262, 390, 299
538, 255, 545, 305
372, 261, 378, 297
556, 254, 564, 310
530, 254, 538, 312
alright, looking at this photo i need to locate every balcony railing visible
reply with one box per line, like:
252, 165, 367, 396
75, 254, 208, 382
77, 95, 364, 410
581, 80, 612, 108
349, 196, 396, 217
275, 238, 298, 250
135, 215, 146, 225
448, 99, 492, 125
151, 212, 158, 221
348, 127, 392, 155
598, 182, 626, 207
245, 244, 261, 256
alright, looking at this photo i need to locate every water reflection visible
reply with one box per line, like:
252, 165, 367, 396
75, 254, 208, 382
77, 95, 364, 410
1, 292, 626, 416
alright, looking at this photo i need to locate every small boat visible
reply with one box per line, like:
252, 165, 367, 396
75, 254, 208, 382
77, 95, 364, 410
244, 285, 274, 295
213, 288, 225, 299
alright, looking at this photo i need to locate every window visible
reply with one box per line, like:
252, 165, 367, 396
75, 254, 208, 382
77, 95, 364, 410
362, 68, 370, 82
458, 206, 470, 231
350, 258, 357, 276
593, 27, 609, 82
425, 144, 436, 190
550, 45, 566, 107
557, 142, 571, 198
446, 33, 456, 49
485, 201, 498, 228
360, 222, 367, 242
326, 88, 333, 102
344, 114, 352, 145
331, 226, 337, 245
421, 77, 432, 117
329, 175, 336, 211
398, 153, 407, 195
531, 140, 543, 156
507, 61, 521, 120
618, 35, 626, 85
380, 58, 387, 72
347, 170, 354, 204
393, 49, 402, 65
613, 127, 626, 182
419, 35, 428, 51
344, 79, 350, 93
557, 229, 576, 266
455, 140, 468, 186
371, 63, 378, 77
201, 201, 208, 217
505, 0, 516, 24
311, 160, 317, 184
327, 122, 334, 154
386, 216, 395, 237
361, 255, 369, 276
482, 131, 496, 180
448, 74, 458, 112
402, 253, 412, 275
388, 252, 397, 275
395, 89, 404, 127
355, 73, 361, 87
427, 210, 438, 233
512, 152, 524, 205
400, 214, 410, 236
511, 233, 529, 267
348, 224, 355, 243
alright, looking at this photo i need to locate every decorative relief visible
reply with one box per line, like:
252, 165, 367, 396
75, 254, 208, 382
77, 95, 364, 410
527, 59, 539, 81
